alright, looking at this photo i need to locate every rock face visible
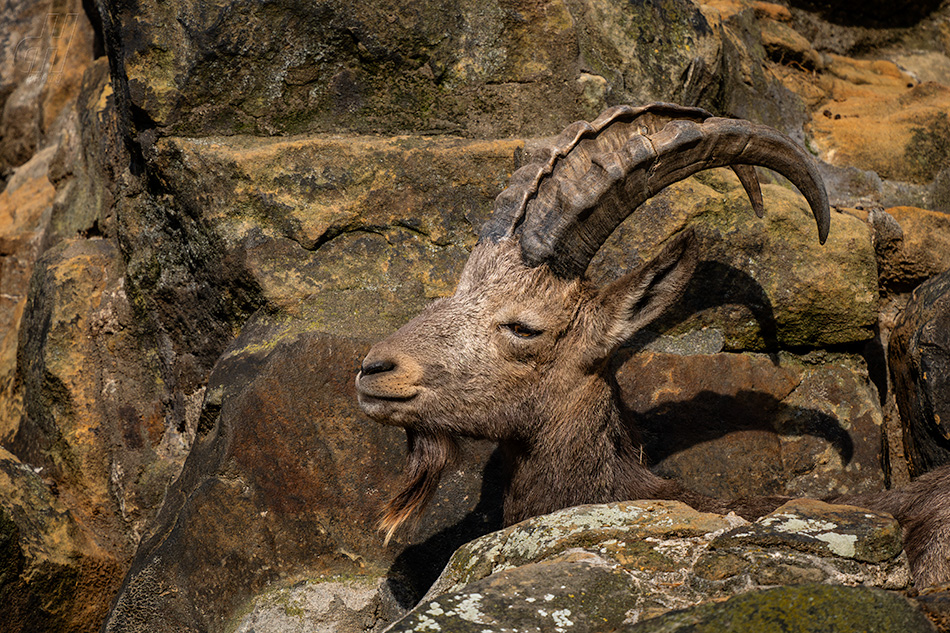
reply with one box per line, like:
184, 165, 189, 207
103, 313, 505, 633
890, 270, 950, 477
387, 500, 914, 631
629, 584, 937, 633
0, 0, 949, 631
619, 351, 886, 500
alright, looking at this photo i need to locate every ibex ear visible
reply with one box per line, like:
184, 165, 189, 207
593, 229, 698, 355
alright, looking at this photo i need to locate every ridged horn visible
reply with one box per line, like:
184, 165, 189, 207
483, 103, 830, 277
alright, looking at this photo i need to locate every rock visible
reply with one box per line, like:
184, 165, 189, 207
712, 498, 903, 563
627, 584, 936, 632
99, 0, 598, 138
389, 553, 639, 633
590, 171, 879, 351
9, 238, 168, 550
806, 63, 950, 184
0, 0, 96, 186
569, 0, 724, 109
388, 500, 910, 631
759, 18, 823, 70
0, 447, 125, 633
714, 3, 810, 135
890, 269, 950, 476
0, 146, 55, 441
877, 206, 950, 293
618, 351, 887, 500
784, 0, 944, 28
424, 500, 738, 600
230, 576, 404, 633
101, 312, 505, 633
141, 134, 520, 335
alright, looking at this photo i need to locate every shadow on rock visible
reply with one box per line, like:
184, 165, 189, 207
386, 447, 506, 608
645, 260, 780, 354
634, 390, 854, 499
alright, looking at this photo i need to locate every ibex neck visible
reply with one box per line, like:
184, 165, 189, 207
499, 377, 675, 525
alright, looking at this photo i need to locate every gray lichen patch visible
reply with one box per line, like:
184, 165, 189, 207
712, 498, 903, 564
228, 575, 403, 633
424, 500, 736, 599
388, 557, 637, 633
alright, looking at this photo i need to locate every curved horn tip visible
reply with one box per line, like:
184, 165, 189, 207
818, 212, 830, 244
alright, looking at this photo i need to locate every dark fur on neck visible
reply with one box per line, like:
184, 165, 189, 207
379, 429, 458, 544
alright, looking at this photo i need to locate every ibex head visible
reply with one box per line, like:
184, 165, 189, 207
356, 103, 830, 542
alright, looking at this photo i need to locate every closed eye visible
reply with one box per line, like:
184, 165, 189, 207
501, 322, 543, 339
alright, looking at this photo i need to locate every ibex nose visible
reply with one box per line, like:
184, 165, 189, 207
360, 358, 396, 376
356, 347, 423, 405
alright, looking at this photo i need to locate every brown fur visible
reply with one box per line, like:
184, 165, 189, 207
379, 430, 458, 545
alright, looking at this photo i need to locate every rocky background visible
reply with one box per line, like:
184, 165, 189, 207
2, 0, 950, 631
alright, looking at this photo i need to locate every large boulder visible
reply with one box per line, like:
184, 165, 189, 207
0, 447, 124, 633
388, 499, 912, 631
101, 312, 505, 633
591, 170, 879, 351
10, 237, 168, 549
0, 146, 55, 440
627, 584, 936, 632
890, 269, 950, 477
877, 206, 950, 293
98, 0, 599, 138
619, 350, 886, 500
0, 0, 96, 185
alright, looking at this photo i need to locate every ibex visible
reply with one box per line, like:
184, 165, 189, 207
355, 103, 950, 587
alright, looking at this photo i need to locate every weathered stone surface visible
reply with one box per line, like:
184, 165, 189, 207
144, 134, 520, 335
390, 501, 910, 631
9, 238, 168, 551
567, 0, 724, 109
425, 500, 738, 600
591, 171, 879, 351
713, 2, 811, 135
626, 584, 936, 633
713, 498, 903, 563
99, 0, 601, 138
618, 351, 886, 500
758, 13, 823, 71
0, 447, 125, 633
230, 576, 404, 633
890, 269, 950, 476
390, 553, 638, 633
0, 0, 96, 186
0, 146, 54, 441
803, 59, 950, 184
878, 206, 950, 293
102, 313, 504, 633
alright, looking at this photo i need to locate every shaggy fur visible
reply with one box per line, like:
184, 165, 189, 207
379, 430, 458, 545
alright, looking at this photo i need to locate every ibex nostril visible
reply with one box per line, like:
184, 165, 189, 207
361, 359, 396, 376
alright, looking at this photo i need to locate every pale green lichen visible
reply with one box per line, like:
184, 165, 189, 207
815, 532, 858, 558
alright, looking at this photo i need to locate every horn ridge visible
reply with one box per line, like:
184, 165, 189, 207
496, 107, 829, 277
481, 102, 719, 242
